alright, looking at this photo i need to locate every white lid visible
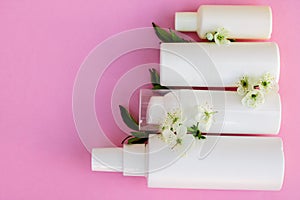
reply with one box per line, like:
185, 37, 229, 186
91, 148, 123, 172
92, 145, 146, 177
175, 12, 197, 32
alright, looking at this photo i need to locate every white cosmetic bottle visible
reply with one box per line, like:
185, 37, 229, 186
140, 89, 281, 134
160, 42, 280, 87
92, 135, 284, 190
175, 5, 272, 39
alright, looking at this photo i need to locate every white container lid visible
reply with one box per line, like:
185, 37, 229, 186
175, 12, 198, 31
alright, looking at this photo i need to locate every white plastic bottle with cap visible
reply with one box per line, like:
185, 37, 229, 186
92, 135, 285, 190
175, 5, 272, 39
141, 89, 281, 134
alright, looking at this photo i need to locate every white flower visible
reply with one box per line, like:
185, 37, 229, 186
214, 28, 230, 45
237, 76, 255, 96
161, 125, 187, 147
161, 109, 182, 131
241, 89, 265, 108
206, 32, 214, 41
160, 110, 188, 148
237, 73, 278, 108
258, 73, 278, 93
194, 104, 216, 131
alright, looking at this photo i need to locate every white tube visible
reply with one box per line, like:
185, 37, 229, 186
175, 5, 272, 39
143, 90, 281, 134
147, 135, 284, 190
160, 42, 280, 87
91, 135, 285, 190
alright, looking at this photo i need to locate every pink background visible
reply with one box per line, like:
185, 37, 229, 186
1, 0, 300, 199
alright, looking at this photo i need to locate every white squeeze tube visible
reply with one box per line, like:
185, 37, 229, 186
91, 135, 285, 190
160, 42, 280, 87
175, 5, 272, 39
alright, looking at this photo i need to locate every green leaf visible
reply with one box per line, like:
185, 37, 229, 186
152, 84, 168, 90
146, 131, 158, 135
152, 22, 189, 43
127, 137, 148, 144
152, 22, 173, 42
195, 132, 206, 140
149, 68, 160, 85
131, 131, 149, 138
149, 68, 168, 90
187, 124, 206, 140
127, 137, 139, 144
200, 135, 206, 139
119, 105, 139, 131
187, 127, 194, 132
122, 131, 155, 145
170, 29, 188, 42
121, 135, 133, 144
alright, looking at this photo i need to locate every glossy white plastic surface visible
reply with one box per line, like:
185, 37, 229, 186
91, 148, 123, 172
91, 145, 146, 176
160, 42, 280, 87
123, 144, 146, 176
91, 135, 285, 190
147, 135, 284, 190
143, 90, 281, 134
175, 5, 272, 39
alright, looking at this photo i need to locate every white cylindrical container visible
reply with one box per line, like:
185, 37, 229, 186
175, 5, 272, 39
147, 135, 284, 190
140, 89, 281, 134
160, 42, 280, 87
92, 135, 285, 190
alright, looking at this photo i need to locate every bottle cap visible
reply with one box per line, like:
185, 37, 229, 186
175, 12, 197, 32
92, 144, 146, 176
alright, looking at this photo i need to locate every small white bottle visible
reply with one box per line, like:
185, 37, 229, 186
175, 5, 272, 39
